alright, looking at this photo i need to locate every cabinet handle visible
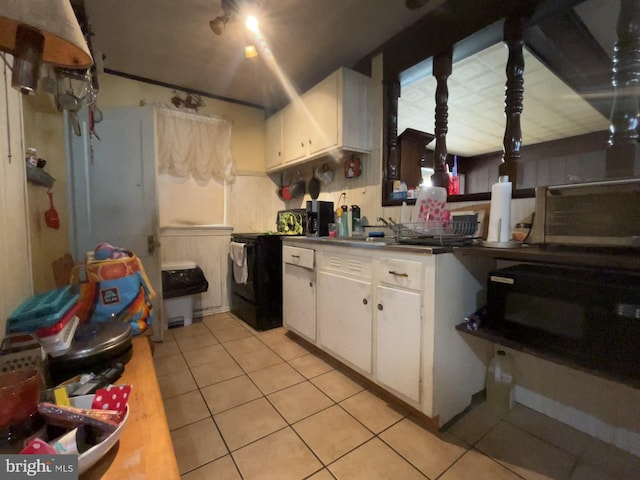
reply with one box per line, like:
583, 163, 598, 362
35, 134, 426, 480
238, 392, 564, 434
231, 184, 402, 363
362, 298, 368, 305
300, 141, 305, 148
377, 303, 383, 311
388, 270, 408, 277
278, 151, 281, 156
291, 254, 300, 258
308, 138, 312, 145
309, 281, 313, 287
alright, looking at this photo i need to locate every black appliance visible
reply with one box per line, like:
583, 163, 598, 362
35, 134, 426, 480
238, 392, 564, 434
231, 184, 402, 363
48, 321, 133, 384
306, 200, 334, 237
485, 264, 640, 380
230, 233, 284, 331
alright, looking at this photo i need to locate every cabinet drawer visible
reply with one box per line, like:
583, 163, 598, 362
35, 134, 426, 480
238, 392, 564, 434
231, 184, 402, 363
283, 245, 315, 269
374, 258, 422, 291
318, 251, 371, 279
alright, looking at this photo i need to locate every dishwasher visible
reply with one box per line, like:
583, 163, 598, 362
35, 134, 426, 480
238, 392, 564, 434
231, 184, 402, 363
282, 245, 316, 341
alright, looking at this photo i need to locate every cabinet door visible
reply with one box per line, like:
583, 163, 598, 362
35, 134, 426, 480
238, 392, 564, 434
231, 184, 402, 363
304, 72, 338, 155
317, 271, 372, 373
282, 102, 307, 163
265, 112, 283, 170
283, 264, 316, 341
376, 285, 422, 402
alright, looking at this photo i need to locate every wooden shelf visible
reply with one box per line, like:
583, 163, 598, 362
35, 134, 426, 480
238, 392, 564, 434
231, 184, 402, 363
456, 323, 640, 390
454, 244, 640, 272
26, 166, 55, 188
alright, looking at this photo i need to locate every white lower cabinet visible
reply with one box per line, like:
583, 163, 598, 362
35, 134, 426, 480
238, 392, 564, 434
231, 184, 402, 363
283, 240, 493, 427
317, 271, 372, 374
375, 284, 422, 402
283, 247, 316, 341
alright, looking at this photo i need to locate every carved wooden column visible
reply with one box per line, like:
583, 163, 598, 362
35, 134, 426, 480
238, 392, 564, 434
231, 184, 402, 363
386, 80, 401, 181
431, 49, 452, 189
606, 0, 640, 178
500, 14, 525, 189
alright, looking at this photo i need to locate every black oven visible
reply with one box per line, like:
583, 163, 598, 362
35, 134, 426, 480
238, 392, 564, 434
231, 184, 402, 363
230, 233, 283, 331
485, 264, 640, 380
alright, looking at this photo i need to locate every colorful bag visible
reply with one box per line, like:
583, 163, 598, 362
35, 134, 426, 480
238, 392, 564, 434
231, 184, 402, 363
74, 253, 156, 335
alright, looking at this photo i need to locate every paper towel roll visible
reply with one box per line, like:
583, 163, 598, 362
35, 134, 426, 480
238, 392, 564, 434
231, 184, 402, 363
400, 201, 410, 224
487, 178, 512, 242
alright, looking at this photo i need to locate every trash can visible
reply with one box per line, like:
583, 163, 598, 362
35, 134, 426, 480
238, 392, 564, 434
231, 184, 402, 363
161, 261, 209, 327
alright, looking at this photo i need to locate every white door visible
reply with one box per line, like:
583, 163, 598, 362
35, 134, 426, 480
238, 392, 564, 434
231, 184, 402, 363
317, 271, 372, 374
67, 106, 163, 340
376, 285, 422, 402
283, 263, 316, 341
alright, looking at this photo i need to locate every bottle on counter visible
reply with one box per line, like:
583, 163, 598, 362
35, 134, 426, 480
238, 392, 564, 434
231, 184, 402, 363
351, 205, 360, 230
338, 205, 349, 237
485, 349, 515, 415
351, 205, 363, 235
451, 156, 460, 195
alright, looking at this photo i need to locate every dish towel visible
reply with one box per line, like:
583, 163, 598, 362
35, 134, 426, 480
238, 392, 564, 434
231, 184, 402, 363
229, 242, 248, 284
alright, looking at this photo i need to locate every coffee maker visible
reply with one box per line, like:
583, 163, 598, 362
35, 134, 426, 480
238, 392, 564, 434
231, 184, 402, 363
306, 200, 334, 236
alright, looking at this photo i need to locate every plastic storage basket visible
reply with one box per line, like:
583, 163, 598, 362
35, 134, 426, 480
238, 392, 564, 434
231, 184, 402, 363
7, 286, 79, 333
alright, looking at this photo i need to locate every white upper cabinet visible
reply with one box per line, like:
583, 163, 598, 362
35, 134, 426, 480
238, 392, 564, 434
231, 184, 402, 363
266, 67, 372, 172
265, 111, 283, 170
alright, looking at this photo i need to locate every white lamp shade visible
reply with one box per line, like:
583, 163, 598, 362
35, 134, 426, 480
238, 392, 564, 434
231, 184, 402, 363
0, 0, 92, 68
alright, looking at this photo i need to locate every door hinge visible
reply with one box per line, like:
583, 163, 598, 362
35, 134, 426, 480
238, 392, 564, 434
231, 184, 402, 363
147, 235, 156, 255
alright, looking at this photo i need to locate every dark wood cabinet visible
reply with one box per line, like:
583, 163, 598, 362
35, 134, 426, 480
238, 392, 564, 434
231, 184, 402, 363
397, 128, 434, 190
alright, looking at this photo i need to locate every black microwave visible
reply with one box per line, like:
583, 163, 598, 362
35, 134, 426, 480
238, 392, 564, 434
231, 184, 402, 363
485, 264, 640, 381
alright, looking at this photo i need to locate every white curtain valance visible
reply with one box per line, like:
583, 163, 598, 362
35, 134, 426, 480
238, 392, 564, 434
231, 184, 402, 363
156, 107, 235, 182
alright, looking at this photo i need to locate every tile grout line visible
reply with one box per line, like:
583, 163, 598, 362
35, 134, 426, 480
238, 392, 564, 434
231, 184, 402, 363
164, 318, 439, 478
164, 319, 413, 477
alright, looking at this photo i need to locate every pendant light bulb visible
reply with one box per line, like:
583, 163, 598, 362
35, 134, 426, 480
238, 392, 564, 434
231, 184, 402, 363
246, 15, 259, 33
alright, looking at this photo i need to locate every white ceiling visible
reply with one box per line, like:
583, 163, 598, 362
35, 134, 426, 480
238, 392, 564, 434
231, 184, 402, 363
84, 0, 446, 111
82, 0, 618, 157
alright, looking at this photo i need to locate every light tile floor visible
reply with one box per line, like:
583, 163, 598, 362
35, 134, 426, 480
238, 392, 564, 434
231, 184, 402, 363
154, 313, 640, 480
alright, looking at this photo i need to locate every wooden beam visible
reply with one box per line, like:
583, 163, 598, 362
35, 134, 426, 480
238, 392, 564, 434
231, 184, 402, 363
431, 49, 452, 189
500, 13, 525, 187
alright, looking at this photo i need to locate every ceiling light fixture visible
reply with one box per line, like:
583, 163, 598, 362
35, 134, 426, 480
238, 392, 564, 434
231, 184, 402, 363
209, 15, 229, 35
210, 0, 263, 58
0, 0, 93, 94
244, 42, 258, 58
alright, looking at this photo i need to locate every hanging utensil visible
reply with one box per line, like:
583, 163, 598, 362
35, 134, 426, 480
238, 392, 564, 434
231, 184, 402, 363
44, 191, 60, 230
289, 170, 306, 198
309, 169, 321, 200
59, 88, 82, 136
314, 163, 334, 184
277, 171, 286, 200
92, 104, 103, 123
86, 78, 102, 139
88, 105, 101, 140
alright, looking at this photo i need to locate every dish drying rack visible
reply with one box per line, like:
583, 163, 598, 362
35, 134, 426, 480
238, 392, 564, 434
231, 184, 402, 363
383, 218, 481, 246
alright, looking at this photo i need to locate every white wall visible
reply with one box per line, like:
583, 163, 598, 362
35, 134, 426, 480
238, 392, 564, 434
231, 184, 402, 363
23, 100, 69, 293
0, 62, 33, 339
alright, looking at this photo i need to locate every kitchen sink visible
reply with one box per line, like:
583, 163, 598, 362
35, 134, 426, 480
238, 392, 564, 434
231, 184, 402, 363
313, 236, 399, 247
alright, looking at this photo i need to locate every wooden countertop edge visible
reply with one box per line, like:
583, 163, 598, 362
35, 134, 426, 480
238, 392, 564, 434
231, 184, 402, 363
81, 336, 180, 479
